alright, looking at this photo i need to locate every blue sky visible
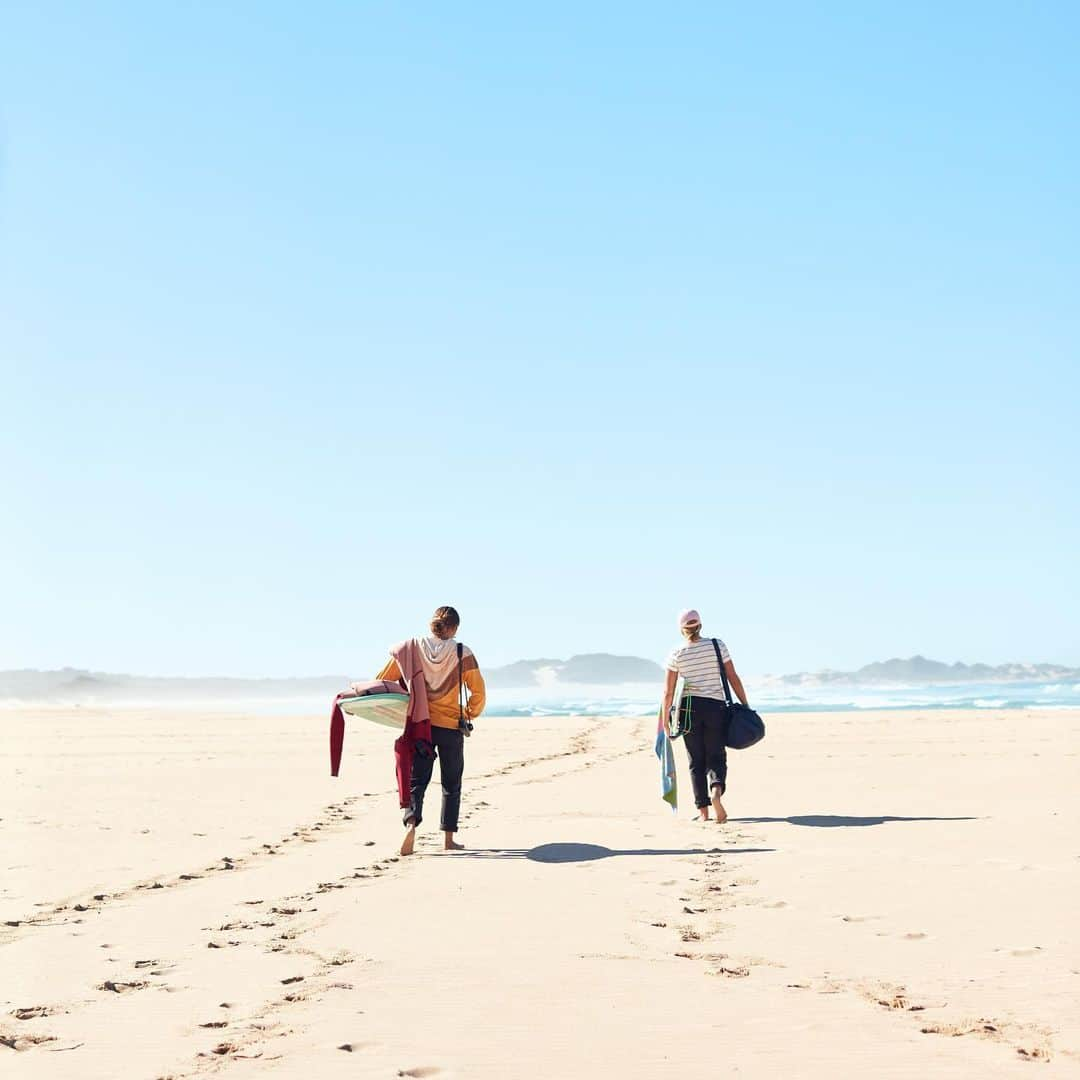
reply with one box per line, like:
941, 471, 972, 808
2, 2, 1077, 678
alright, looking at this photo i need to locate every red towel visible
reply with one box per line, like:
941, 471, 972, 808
389, 639, 433, 807
329, 692, 348, 777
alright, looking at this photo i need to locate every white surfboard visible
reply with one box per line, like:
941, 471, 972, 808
338, 691, 410, 730
668, 675, 686, 737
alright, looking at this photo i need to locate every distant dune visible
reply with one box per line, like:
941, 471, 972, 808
0, 668, 347, 704
766, 654, 1080, 688
485, 654, 665, 688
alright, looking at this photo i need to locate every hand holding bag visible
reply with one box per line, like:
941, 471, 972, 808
712, 639, 766, 750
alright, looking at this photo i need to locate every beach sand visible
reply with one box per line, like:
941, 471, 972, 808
2, 705, 1078, 1078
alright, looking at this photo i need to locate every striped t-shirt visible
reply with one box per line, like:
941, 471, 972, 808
665, 637, 731, 702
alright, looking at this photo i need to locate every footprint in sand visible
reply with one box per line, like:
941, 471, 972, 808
903, 932, 928, 940
1, 1032, 59, 1051
97, 980, 149, 993
920, 1019, 1002, 1038
398, 1069, 442, 1078
11, 1005, 61, 1020
876, 992, 918, 1011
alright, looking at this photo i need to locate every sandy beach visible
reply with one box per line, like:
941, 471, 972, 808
2, 705, 1078, 1078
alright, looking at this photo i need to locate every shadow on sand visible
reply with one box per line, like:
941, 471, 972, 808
451, 843, 775, 864
732, 815, 978, 828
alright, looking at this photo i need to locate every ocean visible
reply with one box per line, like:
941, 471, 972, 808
7, 678, 1077, 717
482, 678, 1080, 717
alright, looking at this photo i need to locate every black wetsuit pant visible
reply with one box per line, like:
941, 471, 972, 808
407, 726, 465, 832
680, 695, 729, 808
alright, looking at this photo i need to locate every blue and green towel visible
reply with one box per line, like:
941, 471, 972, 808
654, 726, 678, 813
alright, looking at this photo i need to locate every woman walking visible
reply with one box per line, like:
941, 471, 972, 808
660, 609, 751, 823
376, 606, 486, 855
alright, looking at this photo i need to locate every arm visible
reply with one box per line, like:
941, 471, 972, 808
659, 668, 678, 728
464, 666, 486, 720
724, 660, 749, 707
375, 657, 403, 682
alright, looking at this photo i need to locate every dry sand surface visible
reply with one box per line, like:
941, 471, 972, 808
2, 705, 1079, 1078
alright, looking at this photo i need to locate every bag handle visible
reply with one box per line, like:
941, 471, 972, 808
712, 638, 734, 707
457, 642, 464, 721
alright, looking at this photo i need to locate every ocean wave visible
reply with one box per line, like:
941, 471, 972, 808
1037, 682, 1080, 695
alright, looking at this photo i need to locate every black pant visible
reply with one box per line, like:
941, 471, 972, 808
407, 726, 465, 832
681, 695, 729, 808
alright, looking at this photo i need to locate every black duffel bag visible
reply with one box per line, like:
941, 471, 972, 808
712, 639, 766, 750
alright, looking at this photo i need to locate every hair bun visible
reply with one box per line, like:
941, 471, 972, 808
429, 605, 460, 639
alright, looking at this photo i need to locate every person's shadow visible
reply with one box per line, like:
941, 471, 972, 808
733, 815, 977, 828
454, 843, 775, 863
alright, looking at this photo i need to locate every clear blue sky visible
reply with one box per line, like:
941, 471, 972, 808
2, 2, 1077, 678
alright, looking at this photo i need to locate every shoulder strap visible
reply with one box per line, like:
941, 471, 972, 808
712, 638, 733, 706
457, 642, 464, 720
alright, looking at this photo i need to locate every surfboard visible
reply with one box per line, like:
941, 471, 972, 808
668, 674, 686, 737
337, 680, 410, 729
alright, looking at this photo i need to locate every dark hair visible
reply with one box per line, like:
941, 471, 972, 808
430, 605, 460, 640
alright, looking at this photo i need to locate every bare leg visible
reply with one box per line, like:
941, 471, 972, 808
400, 816, 417, 856
444, 831, 464, 851
710, 784, 727, 824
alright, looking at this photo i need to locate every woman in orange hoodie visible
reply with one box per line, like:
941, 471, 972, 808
377, 606, 486, 855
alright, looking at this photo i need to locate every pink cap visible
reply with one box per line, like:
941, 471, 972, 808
678, 609, 701, 627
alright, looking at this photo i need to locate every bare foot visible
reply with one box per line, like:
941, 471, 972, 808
443, 832, 464, 851
697, 808, 710, 822
399, 825, 416, 856
710, 786, 727, 824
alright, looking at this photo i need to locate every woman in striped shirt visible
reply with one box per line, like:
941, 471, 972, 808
660, 609, 751, 823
